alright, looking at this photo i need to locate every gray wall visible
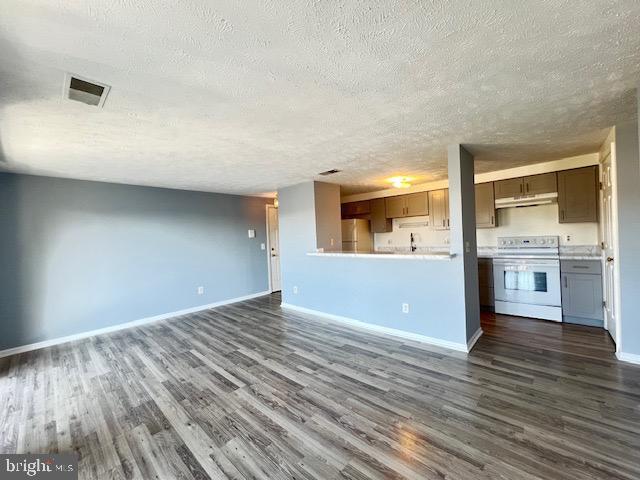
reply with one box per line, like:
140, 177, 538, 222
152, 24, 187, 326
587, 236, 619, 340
615, 116, 640, 356
448, 145, 481, 341
314, 182, 342, 251
0, 173, 271, 350
278, 180, 471, 348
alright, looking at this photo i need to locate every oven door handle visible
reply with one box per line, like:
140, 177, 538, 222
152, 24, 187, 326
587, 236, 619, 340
498, 264, 560, 271
493, 259, 559, 268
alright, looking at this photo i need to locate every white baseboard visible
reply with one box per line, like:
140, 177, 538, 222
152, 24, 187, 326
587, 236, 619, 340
0, 290, 270, 359
616, 351, 640, 365
466, 328, 483, 352
281, 302, 471, 353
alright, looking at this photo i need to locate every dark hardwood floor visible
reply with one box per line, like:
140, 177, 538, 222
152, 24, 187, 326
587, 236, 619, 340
1, 293, 639, 479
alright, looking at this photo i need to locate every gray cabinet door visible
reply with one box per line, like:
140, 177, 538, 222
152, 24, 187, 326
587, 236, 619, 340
370, 198, 392, 233
561, 273, 603, 320
524, 173, 557, 195
478, 258, 495, 307
494, 178, 524, 198
558, 166, 598, 223
405, 192, 428, 217
475, 182, 496, 228
385, 195, 405, 218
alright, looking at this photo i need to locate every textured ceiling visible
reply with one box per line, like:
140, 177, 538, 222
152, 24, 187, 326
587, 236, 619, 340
0, 1, 638, 195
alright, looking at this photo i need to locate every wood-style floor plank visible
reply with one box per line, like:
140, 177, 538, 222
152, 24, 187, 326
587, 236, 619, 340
1, 293, 639, 479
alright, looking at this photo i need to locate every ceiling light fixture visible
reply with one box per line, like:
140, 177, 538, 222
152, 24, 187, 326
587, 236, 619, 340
389, 176, 412, 189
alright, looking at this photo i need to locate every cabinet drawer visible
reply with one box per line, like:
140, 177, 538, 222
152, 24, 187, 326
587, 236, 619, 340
561, 260, 601, 274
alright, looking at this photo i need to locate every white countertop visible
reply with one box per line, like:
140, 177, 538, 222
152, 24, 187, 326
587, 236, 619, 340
307, 251, 455, 260
478, 253, 601, 261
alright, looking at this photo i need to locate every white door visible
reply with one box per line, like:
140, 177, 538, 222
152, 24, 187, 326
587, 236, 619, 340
267, 205, 281, 292
601, 152, 617, 345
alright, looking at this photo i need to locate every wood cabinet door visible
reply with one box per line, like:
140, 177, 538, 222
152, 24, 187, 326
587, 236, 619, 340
429, 189, 449, 229
385, 195, 406, 218
352, 200, 370, 215
445, 189, 450, 229
475, 182, 496, 228
494, 177, 524, 198
524, 173, 557, 195
341, 202, 356, 217
558, 166, 598, 223
370, 198, 392, 233
405, 192, 428, 217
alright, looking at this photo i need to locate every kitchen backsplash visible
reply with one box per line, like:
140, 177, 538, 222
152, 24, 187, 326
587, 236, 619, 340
373, 203, 599, 250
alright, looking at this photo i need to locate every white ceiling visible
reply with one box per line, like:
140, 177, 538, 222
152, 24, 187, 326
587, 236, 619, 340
0, 1, 638, 195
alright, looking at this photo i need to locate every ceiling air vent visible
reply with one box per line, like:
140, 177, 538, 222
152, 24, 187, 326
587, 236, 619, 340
319, 169, 341, 176
64, 74, 110, 107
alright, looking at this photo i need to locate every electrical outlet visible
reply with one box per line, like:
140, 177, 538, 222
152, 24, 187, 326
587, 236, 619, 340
293, 286, 298, 294
197, 286, 204, 295
566, 235, 571, 242
330, 238, 335, 246
247, 229, 256, 238
260, 243, 266, 250
402, 303, 409, 314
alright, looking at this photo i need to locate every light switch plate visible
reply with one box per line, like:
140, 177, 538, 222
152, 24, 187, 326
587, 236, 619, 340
247, 229, 256, 238
260, 243, 266, 250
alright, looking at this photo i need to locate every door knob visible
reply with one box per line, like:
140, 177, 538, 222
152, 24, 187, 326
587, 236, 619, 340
607, 256, 614, 262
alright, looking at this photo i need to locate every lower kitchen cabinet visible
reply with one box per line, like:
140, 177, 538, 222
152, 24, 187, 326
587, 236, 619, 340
560, 260, 603, 327
478, 258, 494, 309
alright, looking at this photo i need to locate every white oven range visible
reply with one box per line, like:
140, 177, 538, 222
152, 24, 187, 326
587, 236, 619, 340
493, 236, 562, 322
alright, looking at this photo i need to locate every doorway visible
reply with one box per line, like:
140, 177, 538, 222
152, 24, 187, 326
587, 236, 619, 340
266, 204, 281, 292
600, 149, 619, 348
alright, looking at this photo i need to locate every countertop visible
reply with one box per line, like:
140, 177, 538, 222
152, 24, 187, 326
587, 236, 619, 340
368, 245, 601, 261
477, 247, 601, 261
307, 251, 455, 260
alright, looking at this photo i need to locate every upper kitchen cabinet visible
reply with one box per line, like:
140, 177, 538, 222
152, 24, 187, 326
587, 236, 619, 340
429, 189, 450, 230
405, 192, 429, 216
558, 166, 599, 223
341, 200, 370, 218
385, 195, 405, 218
494, 178, 524, 198
370, 198, 392, 233
385, 192, 428, 218
475, 182, 496, 228
523, 172, 557, 195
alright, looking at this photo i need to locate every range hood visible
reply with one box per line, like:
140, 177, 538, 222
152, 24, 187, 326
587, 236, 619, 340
495, 192, 558, 209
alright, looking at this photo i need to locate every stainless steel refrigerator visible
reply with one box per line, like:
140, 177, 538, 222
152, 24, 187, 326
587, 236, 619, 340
341, 219, 372, 253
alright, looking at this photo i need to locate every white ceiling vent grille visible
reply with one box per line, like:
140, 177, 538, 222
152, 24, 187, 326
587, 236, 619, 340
63, 74, 110, 107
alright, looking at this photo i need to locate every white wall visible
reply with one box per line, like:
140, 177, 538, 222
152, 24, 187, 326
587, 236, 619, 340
476, 204, 598, 246
374, 204, 599, 249
374, 216, 450, 249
